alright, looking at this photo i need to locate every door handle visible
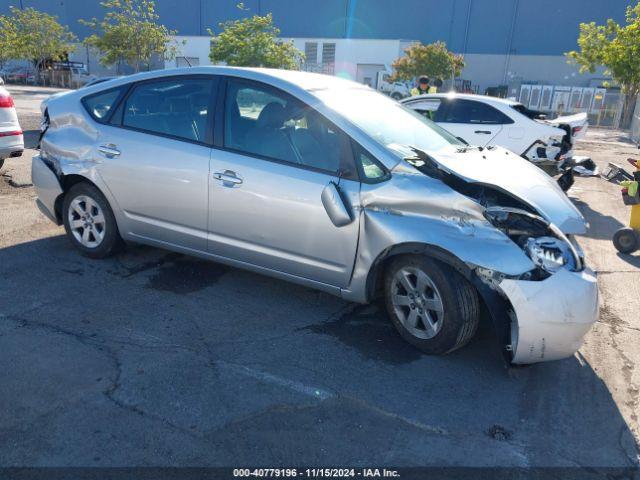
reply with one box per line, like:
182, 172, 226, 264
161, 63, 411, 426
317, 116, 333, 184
213, 170, 243, 186
474, 130, 492, 134
98, 144, 120, 158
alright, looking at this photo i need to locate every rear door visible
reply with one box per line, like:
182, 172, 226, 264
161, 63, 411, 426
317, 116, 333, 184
207, 77, 361, 288
436, 98, 511, 147
90, 75, 217, 251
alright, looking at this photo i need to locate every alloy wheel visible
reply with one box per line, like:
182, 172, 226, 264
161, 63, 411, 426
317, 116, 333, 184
391, 266, 444, 339
68, 195, 106, 248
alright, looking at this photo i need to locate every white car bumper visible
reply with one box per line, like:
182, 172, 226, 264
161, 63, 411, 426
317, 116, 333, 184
501, 267, 599, 364
0, 132, 24, 158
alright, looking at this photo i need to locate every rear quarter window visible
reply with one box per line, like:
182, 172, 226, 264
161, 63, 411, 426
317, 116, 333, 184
81, 87, 126, 122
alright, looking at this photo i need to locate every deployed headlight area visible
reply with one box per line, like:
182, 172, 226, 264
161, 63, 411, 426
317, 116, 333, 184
484, 206, 583, 277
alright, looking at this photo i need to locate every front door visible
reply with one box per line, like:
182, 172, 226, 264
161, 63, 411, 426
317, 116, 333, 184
94, 75, 217, 251
207, 78, 361, 287
437, 98, 506, 147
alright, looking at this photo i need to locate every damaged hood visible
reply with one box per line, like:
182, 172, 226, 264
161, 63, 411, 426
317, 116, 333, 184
421, 146, 587, 234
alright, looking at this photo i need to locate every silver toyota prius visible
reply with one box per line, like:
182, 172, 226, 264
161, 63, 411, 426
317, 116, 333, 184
32, 67, 599, 364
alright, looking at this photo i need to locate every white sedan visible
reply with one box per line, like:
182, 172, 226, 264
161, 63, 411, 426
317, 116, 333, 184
401, 93, 587, 167
0, 85, 23, 170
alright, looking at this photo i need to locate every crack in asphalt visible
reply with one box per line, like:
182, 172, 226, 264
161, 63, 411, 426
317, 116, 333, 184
2, 307, 634, 467
99, 342, 202, 439
600, 305, 640, 430
3, 313, 203, 439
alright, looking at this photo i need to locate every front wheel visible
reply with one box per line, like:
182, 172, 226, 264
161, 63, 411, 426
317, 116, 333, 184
62, 182, 123, 258
384, 255, 480, 355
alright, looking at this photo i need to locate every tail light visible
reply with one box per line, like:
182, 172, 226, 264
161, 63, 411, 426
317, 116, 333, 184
0, 130, 21, 137
572, 126, 583, 136
0, 93, 14, 108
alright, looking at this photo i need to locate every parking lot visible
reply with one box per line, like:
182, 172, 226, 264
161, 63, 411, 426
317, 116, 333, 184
1, 85, 639, 468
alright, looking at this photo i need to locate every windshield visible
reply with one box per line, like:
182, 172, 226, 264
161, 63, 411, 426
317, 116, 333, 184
315, 88, 463, 157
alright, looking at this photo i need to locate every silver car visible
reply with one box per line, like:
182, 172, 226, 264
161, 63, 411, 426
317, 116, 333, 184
32, 67, 598, 364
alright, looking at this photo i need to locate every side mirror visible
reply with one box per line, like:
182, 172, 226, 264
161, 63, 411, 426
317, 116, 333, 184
321, 182, 353, 227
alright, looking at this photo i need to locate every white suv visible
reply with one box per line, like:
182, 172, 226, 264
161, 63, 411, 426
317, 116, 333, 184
0, 86, 23, 170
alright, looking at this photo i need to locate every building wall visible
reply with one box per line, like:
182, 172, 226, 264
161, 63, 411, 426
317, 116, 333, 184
463, 54, 610, 93
166, 35, 608, 92
166, 36, 410, 86
289, 38, 411, 84
165, 36, 212, 69
0, 0, 629, 56
0, 0, 627, 89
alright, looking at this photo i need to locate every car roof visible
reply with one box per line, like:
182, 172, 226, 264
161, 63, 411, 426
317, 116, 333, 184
81, 66, 368, 94
401, 92, 520, 107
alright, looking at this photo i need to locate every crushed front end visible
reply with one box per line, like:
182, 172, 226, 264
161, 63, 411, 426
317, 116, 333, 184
402, 147, 599, 364
476, 207, 598, 364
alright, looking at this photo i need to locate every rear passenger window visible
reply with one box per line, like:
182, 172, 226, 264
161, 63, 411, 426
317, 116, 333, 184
82, 87, 125, 122
122, 77, 214, 142
440, 99, 513, 125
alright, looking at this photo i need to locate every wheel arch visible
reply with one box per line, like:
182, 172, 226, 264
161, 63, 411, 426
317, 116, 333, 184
54, 174, 107, 224
364, 241, 516, 363
364, 242, 475, 303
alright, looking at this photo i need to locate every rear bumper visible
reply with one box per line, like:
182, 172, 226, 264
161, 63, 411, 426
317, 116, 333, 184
0, 135, 24, 158
501, 267, 599, 364
31, 154, 63, 225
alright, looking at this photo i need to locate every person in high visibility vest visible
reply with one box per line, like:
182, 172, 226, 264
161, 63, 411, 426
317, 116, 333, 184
410, 76, 430, 96
410, 76, 439, 95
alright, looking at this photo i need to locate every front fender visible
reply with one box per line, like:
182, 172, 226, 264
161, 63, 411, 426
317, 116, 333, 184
341, 173, 534, 303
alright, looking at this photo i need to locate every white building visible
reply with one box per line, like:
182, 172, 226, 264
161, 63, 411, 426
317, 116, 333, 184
166, 36, 415, 89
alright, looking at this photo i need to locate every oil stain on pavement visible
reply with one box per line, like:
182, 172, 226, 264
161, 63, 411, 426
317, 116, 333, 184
147, 257, 229, 294
301, 303, 422, 365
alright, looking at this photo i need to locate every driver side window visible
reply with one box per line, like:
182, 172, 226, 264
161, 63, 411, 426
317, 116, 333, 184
224, 79, 353, 176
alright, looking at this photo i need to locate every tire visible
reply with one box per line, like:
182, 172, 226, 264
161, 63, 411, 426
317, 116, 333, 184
391, 92, 403, 101
62, 182, 123, 258
383, 255, 480, 355
613, 227, 639, 254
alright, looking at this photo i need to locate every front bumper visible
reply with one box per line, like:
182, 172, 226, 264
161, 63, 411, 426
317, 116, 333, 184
31, 154, 63, 225
501, 267, 599, 364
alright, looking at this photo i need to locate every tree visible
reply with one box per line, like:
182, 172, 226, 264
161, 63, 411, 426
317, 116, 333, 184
392, 41, 465, 83
567, 2, 640, 128
9, 7, 77, 82
81, 0, 179, 74
0, 15, 18, 70
208, 4, 303, 69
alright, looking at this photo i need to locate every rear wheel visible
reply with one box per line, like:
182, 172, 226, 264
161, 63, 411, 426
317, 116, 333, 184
613, 227, 639, 254
62, 182, 123, 258
384, 255, 480, 355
